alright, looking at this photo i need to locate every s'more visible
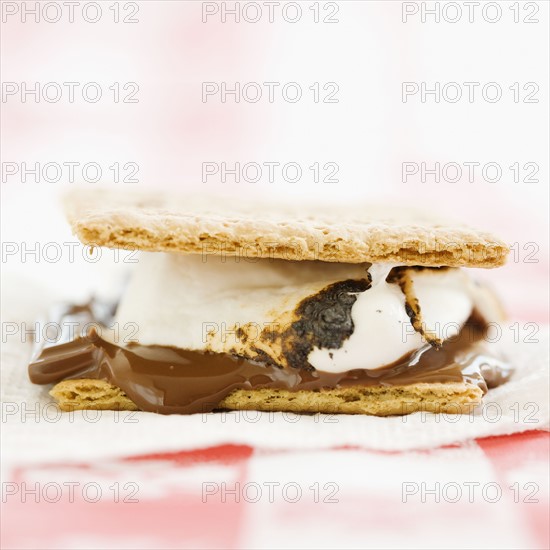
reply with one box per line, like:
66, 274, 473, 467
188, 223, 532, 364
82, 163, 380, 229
28, 190, 512, 415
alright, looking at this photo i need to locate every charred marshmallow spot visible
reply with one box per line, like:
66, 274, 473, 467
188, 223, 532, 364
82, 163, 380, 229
307, 266, 475, 373
280, 279, 371, 371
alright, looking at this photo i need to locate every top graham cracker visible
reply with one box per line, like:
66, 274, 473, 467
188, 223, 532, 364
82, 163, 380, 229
64, 189, 509, 268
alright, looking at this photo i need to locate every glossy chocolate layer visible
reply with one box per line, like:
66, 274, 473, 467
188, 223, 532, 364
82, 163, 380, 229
28, 301, 512, 414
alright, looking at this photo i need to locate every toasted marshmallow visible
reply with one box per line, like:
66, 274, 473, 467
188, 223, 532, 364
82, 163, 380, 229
308, 268, 474, 372
114, 253, 492, 373
114, 252, 370, 352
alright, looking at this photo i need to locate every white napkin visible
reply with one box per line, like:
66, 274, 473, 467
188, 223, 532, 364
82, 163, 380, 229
2, 272, 548, 467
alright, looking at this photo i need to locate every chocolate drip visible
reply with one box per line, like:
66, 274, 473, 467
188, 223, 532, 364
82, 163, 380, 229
28, 301, 513, 414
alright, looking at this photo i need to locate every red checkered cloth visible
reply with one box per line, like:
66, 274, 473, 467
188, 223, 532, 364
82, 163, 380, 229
2, 430, 548, 549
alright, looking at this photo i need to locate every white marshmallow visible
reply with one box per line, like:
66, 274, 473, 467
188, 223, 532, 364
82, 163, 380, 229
115, 253, 483, 373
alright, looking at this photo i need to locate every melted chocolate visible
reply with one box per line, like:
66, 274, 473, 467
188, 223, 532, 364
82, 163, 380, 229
28, 301, 512, 414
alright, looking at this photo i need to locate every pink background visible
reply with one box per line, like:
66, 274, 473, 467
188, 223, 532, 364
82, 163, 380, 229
2, 1, 548, 321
